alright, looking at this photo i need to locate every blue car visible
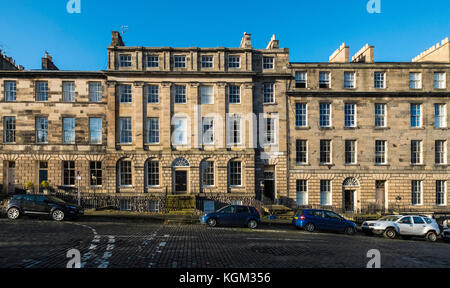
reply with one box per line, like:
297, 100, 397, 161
293, 209, 357, 235
201, 205, 261, 229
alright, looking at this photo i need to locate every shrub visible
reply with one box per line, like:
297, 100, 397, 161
25, 182, 34, 189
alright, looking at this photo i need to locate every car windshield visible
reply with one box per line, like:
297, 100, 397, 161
46, 196, 67, 204
378, 216, 402, 222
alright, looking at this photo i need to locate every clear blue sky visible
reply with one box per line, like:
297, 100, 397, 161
1, 0, 449, 70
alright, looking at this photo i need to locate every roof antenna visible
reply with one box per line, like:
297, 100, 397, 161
120, 25, 129, 35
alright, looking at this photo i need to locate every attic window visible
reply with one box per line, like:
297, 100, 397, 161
119, 55, 132, 67
263, 57, 274, 69
319, 72, 330, 88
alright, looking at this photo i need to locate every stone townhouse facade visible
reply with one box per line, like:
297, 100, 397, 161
0, 32, 449, 213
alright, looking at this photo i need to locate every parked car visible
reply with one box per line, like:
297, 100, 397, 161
292, 209, 358, 235
443, 228, 450, 242
6, 194, 84, 222
200, 205, 260, 229
361, 215, 440, 242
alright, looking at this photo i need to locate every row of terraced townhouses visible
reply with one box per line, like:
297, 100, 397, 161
0, 32, 449, 213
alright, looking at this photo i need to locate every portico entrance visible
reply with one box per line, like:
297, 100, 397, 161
343, 178, 360, 213
172, 158, 190, 194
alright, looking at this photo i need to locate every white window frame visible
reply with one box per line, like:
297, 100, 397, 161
146, 55, 159, 68
434, 72, 446, 89
89, 82, 102, 102
4, 81, 16, 102
62, 118, 75, 144
345, 140, 357, 164
62, 81, 75, 102
375, 103, 387, 128
295, 71, 307, 88
296, 140, 308, 165
436, 180, 447, 206
120, 85, 132, 103
295, 103, 307, 127
344, 72, 355, 89
410, 72, 422, 89
375, 140, 387, 165
201, 55, 214, 68
89, 118, 102, 145
228, 114, 242, 145
202, 117, 215, 145
228, 56, 241, 69
412, 180, 423, 206
320, 180, 332, 206
319, 72, 330, 88
119, 54, 132, 67
344, 103, 357, 128
173, 116, 188, 145
435, 104, 447, 128
119, 117, 132, 144
200, 86, 214, 105
263, 83, 275, 104
410, 103, 422, 128
147, 118, 160, 144
145, 84, 159, 104
374, 72, 386, 89
319, 103, 332, 127
228, 85, 241, 104
435, 140, 447, 165
296, 180, 308, 206
173, 55, 186, 68
263, 56, 274, 70
411, 140, 423, 165
174, 85, 187, 104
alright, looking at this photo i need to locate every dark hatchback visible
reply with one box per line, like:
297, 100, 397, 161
293, 209, 357, 235
200, 205, 261, 229
5, 194, 84, 221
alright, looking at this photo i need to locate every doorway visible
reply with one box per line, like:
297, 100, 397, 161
174, 171, 188, 194
7, 162, 16, 194
375, 180, 386, 212
263, 167, 275, 203
38, 162, 48, 193
344, 190, 355, 212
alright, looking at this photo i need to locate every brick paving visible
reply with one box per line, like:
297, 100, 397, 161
0, 218, 448, 268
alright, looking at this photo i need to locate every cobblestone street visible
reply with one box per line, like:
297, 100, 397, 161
0, 218, 448, 268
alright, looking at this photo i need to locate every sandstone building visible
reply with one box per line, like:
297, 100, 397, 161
0, 33, 448, 213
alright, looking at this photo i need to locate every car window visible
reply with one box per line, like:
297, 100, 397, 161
220, 206, 236, 214
35, 196, 47, 203
23, 195, 35, 202
413, 217, 425, 224
324, 211, 341, 220
423, 217, 432, 224
13, 195, 24, 201
399, 217, 412, 224
312, 211, 323, 218
236, 206, 249, 213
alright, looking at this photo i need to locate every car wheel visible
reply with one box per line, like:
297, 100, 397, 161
345, 227, 356, 235
425, 231, 438, 242
7, 208, 20, 220
207, 218, 217, 227
305, 223, 315, 232
384, 228, 397, 239
248, 220, 258, 229
52, 210, 65, 222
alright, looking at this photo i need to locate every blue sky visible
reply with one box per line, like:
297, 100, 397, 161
1, 0, 449, 70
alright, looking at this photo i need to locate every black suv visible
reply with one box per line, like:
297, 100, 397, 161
6, 195, 83, 221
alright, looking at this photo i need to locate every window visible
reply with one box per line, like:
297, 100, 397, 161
36, 81, 48, 101
411, 140, 423, 165
295, 103, 307, 127
201, 56, 214, 68
120, 85, 132, 103
413, 216, 425, 224
320, 180, 332, 206
36, 117, 48, 144
62, 81, 75, 102
146, 55, 159, 68
435, 104, 447, 128
296, 180, 308, 205
174, 85, 186, 104
90, 161, 102, 186
89, 82, 102, 102
345, 140, 357, 164
120, 117, 132, 144
264, 118, 276, 144
374, 72, 386, 89
119, 160, 132, 187
120, 200, 131, 211
201, 161, 215, 187
3, 117, 16, 143
173, 116, 188, 145
436, 180, 447, 206
62, 118, 75, 144
295, 71, 307, 88
228, 85, 241, 104
375, 103, 386, 127
147, 118, 159, 144
229, 161, 242, 186
319, 72, 330, 88
410, 104, 422, 128
148, 200, 160, 212
344, 72, 355, 88
263, 83, 274, 104
173, 55, 186, 68
89, 118, 102, 144
4, 81, 16, 102
119, 55, 132, 67
344, 103, 356, 127
320, 140, 332, 164
202, 117, 214, 145
62, 161, 75, 186
201, 86, 214, 104
145, 85, 159, 104
263, 56, 274, 69
296, 140, 308, 165
319, 103, 331, 127
410, 72, 422, 89
434, 72, 446, 89
375, 140, 387, 164
412, 180, 423, 205
228, 56, 240, 68
228, 114, 241, 145
435, 140, 447, 165
146, 160, 160, 187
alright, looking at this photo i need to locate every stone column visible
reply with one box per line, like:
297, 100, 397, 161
134, 81, 144, 151
106, 81, 117, 151
160, 82, 172, 150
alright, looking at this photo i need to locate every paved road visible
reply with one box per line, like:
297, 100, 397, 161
0, 218, 448, 268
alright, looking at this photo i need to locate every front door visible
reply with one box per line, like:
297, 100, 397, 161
7, 162, 15, 194
39, 162, 48, 193
375, 181, 386, 212
344, 190, 355, 212
263, 170, 275, 203
174, 171, 188, 194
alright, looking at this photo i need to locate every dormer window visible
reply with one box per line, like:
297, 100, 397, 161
174, 55, 186, 68
263, 56, 274, 69
228, 56, 240, 68
319, 72, 330, 88
146, 55, 159, 68
201, 56, 214, 68
119, 54, 132, 67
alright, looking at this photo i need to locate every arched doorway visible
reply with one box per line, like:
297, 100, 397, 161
172, 158, 190, 194
343, 177, 360, 212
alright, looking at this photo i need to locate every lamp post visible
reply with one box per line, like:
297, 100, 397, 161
77, 171, 81, 206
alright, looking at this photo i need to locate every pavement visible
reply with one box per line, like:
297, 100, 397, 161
0, 216, 449, 268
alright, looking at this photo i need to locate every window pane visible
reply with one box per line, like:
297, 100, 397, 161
90, 118, 102, 144
63, 118, 75, 144
89, 82, 102, 102
5, 81, 16, 102
120, 118, 132, 144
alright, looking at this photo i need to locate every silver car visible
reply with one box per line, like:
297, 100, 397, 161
362, 215, 441, 242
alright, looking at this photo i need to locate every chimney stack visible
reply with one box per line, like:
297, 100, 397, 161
329, 43, 349, 63
41, 52, 59, 70
240, 32, 252, 49
111, 31, 125, 47
266, 34, 279, 49
412, 37, 450, 63
351, 44, 375, 63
